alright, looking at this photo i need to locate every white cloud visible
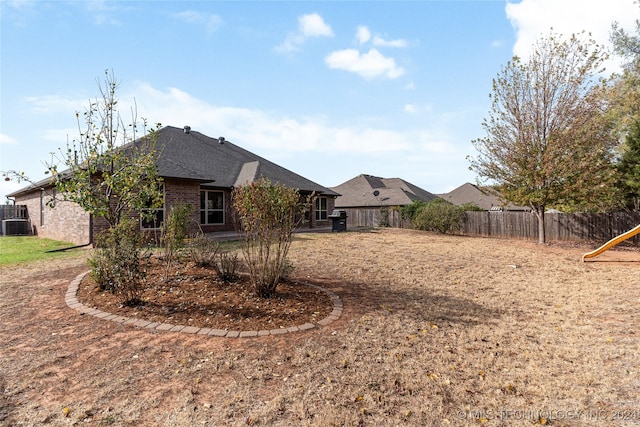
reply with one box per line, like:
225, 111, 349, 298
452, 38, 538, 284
355, 25, 407, 48
356, 25, 371, 44
327, 25, 407, 79
0, 180, 24, 201
175, 10, 223, 34
299, 13, 333, 37
404, 104, 417, 114
7, 0, 34, 8
0, 134, 18, 145
24, 95, 84, 114
325, 48, 405, 79
131, 82, 423, 155
85, 0, 123, 26
2, 82, 467, 197
372, 35, 407, 48
506, 0, 639, 71
275, 13, 333, 53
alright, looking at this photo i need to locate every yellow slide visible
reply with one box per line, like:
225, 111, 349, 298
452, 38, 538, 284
582, 224, 640, 262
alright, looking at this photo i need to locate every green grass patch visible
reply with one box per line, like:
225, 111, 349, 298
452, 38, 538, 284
0, 236, 84, 265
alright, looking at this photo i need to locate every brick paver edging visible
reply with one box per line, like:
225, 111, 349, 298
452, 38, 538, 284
65, 271, 343, 338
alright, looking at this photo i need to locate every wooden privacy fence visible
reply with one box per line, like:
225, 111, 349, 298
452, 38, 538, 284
0, 204, 28, 221
461, 211, 640, 244
343, 207, 411, 229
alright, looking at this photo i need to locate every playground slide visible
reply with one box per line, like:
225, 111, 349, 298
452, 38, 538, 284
582, 224, 640, 261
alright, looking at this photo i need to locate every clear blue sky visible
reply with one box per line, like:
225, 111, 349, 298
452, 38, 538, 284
1, 0, 638, 201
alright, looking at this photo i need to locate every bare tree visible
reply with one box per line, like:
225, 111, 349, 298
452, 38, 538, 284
469, 32, 619, 244
46, 69, 163, 230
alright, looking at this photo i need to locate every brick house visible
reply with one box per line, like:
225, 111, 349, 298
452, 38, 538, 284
8, 126, 339, 245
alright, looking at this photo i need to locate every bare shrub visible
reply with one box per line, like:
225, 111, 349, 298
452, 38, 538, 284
160, 203, 193, 280
212, 251, 240, 282
188, 233, 219, 267
88, 218, 150, 304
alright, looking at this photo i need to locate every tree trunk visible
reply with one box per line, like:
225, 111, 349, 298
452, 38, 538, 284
534, 206, 546, 244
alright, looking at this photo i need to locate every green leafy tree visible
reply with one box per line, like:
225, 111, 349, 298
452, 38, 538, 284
232, 177, 306, 297
611, 10, 640, 127
460, 202, 483, 212
469, 32, 619, 244
46, 70, 164, 230
611, 9, 640, 210
400, 200, 429, 222
412, 199, 465, 234
617, 120, 640, 211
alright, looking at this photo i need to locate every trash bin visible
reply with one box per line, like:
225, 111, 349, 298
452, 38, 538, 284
328, 210, 348, 232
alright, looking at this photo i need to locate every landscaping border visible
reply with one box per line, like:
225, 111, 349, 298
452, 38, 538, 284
65, 271, 343, 338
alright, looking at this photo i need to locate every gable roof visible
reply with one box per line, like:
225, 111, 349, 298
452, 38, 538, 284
438, 182, 528, 211
153, 126, 338, 195
330, 174, 438, 207
8, 126, 338, 197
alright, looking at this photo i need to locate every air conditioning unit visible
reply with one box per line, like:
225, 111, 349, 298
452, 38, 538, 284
2, 219, 30, 236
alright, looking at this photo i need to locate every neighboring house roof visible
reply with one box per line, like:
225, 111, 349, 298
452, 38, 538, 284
8, 126, 338, 197
438, 182, 529, 211
330, 174, 438, 208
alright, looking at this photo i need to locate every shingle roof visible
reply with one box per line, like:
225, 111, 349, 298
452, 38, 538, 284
330, 174, 438, 207
8, 126, 338, 197
153, 126, 338, 195
438, 182, 528, 211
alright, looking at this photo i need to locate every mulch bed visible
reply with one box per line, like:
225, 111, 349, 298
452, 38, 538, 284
76, 256, 333, 331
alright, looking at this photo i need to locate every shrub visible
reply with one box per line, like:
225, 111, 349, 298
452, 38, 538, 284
460, 202, 483, 212
412, 199, 466, 234
161, 203, 193, 280
400, 200, 429, 222
88, 218, 149, 304
213, 251, 240, 282
189, 233, 220, 267
232, 177, 305, 297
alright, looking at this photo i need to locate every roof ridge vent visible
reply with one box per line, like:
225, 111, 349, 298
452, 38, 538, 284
218, 136, 225, 144
184, 126, 191, 134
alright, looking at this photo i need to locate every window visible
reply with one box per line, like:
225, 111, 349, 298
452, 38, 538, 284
315, 197, 328, 221
201, 190, 224, 224
141, 185, 165, 230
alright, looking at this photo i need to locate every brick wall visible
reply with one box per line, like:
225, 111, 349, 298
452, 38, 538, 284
13, 181, 332, 244
15, 188, 91, 245
164, 179, 206, 234
151, 179, 235, 235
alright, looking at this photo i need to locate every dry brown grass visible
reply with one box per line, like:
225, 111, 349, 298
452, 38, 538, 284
1, 228, 639, 426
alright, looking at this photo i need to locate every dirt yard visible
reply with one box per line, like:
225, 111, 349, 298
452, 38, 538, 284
1, 228, 639, 426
